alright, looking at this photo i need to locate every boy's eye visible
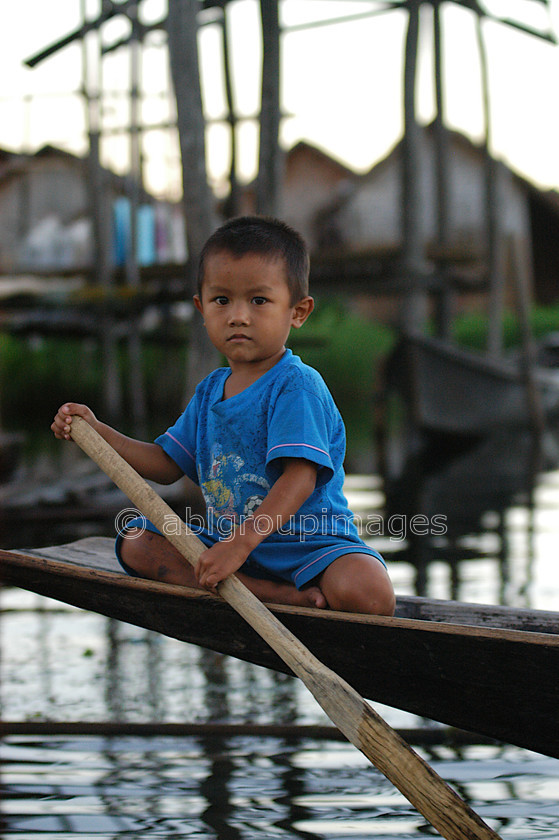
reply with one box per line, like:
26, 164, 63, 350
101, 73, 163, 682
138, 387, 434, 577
214, 296, 229, 305
252, 296, 267, 305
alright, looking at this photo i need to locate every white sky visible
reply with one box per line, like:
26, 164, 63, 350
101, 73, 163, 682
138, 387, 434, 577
1, 0, 559, 200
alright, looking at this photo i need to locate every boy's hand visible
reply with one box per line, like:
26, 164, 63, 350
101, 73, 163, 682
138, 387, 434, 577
195, 540, 249, 591
195, 459, 318, 591
51, 403, 98, 441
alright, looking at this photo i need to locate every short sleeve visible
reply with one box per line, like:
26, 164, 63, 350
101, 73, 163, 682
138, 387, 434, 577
265, 387, 334, 487
155, 395, 199, 483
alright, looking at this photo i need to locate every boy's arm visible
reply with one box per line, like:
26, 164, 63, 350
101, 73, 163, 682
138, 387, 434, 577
195, 458, 318, 590
51, 402, 183, 485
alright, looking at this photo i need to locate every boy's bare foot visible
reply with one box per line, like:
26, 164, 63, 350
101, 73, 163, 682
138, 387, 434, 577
237, 572, 327, 609
299, 585, 328, 609
120, 531, 329, 609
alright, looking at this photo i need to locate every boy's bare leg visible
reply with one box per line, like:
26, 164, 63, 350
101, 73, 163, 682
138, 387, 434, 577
318, 554, 395, 616
120, 529, 327, 609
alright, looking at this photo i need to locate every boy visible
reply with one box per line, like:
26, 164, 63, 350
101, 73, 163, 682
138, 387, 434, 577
52, 216, 394, 615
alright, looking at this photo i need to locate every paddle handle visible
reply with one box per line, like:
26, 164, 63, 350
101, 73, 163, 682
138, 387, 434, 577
69, 416, 501, 840
68, 416, 205, 566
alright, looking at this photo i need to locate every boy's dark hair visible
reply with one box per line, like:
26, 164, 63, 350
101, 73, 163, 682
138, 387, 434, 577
197, 216, 310, 304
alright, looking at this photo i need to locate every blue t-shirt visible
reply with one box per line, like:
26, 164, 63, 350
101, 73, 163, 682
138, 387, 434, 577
154, 349, 383, 588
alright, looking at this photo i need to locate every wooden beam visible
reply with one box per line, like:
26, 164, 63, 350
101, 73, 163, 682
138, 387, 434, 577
165, 0, 220, 393
256, 0, 282, 216
400, 1, 428, 333
24, 0, 140, 67
0, 720, 498, 746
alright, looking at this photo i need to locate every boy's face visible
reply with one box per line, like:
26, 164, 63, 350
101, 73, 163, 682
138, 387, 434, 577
194, 251, 313, 373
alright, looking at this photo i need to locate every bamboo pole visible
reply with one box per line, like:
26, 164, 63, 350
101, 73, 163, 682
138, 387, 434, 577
433, 1, 454, 339
219, 6, 241, 217
400, 1, 428, 334
508, 235, 546, 448
81, 0, 122, 423
475, 14, 505, 358
165, 0, 219, 394
68, 415, 501, 840
256, 0, 282, 216
125, 6, 148, 436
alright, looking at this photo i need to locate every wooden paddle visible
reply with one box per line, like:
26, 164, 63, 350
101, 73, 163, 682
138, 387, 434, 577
68, 415, 501, 840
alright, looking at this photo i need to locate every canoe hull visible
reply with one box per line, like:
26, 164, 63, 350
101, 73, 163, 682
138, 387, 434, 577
2, 538, 559, 757
387, 334, 559, 435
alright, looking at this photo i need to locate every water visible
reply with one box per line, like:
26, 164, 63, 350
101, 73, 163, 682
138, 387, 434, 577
2, 466, 559, 837
3, 735, 559, 838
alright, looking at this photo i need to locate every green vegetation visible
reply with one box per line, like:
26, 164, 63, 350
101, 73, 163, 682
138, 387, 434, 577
0, 333, 187, 433
451, 305, 559, 351
3, 302, 559, 455
291, 302, 397, 466
290, 300, 396, 400
0, 334, 101, 418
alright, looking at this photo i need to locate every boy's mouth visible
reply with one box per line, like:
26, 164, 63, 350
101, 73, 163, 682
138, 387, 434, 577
227, 333, 251, 342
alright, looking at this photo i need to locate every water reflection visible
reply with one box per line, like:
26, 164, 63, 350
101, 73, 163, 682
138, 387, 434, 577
379, 428, 544, 599
2, 734, 559, 838
87, 616, 303, 726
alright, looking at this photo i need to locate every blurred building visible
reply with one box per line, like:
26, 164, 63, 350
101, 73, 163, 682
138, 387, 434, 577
0, 145, 186, 274
276, 130, 559, 308
2, 129, 559, 310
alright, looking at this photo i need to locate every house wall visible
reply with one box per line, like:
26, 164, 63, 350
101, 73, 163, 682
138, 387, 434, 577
336, 161, 401, 252
0, 172, 24, 272
332, 135, 532, 256
279, 144, 354, 250
26, 157, 88, 227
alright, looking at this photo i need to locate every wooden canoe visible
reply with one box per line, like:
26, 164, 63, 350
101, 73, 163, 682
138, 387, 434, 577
385, 333, 559, 436
1, 536, 559, 758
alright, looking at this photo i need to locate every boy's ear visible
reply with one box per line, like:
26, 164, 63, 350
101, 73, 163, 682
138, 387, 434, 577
193, 294, 203, 315
291, 296, 314, 329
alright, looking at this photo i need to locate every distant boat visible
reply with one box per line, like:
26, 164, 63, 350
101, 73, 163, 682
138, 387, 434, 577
384, 333, 559, 437
2, 536, 559, 758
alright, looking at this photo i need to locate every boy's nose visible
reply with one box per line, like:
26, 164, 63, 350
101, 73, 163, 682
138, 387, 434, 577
228, 302, 250, 325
